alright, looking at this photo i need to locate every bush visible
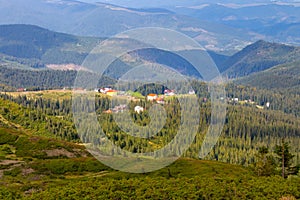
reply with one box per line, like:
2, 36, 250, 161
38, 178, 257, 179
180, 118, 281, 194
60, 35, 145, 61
30, 158, 110, 175
0, 129, 18, 145
3, 167, 22, 177
0, 145, 13, 154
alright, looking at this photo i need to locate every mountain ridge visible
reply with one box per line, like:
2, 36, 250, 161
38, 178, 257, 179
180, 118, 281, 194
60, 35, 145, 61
0, 24, 300, 92
222, 40, 300, 78
235, 60, 300, 92
3, 0, 299, 53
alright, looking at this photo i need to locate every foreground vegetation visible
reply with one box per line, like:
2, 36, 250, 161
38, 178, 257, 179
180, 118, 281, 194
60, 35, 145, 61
0, 127, 299, 199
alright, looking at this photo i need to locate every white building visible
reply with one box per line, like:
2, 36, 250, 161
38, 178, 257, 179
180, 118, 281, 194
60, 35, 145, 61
99, 87, 113, 94
134, 106, 144, 114
164, 89, 175, 96
189, 89, 195, 95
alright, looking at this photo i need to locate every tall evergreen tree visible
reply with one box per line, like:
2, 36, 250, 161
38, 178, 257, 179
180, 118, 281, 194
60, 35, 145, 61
274, 140, 295, 178
254, 146, 276, 176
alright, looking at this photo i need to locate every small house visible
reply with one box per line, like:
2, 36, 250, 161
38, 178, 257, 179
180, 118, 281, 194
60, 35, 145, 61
164, 89, 175, 96
189, 89, 195, 95
99, 87, 113, 94
134, 106, 144, 114
156, 97, 165, 104
147, 94, 158, 101
17, 88, 25, 92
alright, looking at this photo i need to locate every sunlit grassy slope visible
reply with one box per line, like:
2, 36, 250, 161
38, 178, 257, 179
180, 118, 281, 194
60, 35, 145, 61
0, 126, 299, 199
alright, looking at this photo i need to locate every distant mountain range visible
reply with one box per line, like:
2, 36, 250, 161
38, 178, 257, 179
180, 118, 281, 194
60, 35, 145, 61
0, 24, 299, 91
0, 0, 299, 53
96, 0, 300, 9
172, 3, 300, 43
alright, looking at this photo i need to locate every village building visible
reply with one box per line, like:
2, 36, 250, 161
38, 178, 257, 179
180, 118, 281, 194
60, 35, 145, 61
156, 97, 165, 104
99, 87, 113, 94
134, 106, 144, 114
147, 93, 158, 101
164, 89, 175, 96
17, 88, 26, 92
189, 89, 195, 95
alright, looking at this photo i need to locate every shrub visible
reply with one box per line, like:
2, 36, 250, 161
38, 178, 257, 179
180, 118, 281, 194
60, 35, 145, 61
0, 129, 18, 145
3, 167, 22, 177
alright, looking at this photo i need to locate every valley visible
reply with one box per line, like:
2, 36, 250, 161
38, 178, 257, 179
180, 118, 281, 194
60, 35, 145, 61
0, 0, 300, 199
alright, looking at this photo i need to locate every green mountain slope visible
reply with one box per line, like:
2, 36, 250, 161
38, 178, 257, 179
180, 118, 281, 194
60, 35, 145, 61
1, 24, 300, 94
0, 24, 101, 66
236, 61, 300, 91
223, 40, 300, 78
1, 88, 300, 165
0, 126, 299, 199
0, 24, 208, 85
0, 24, 77, 59
0, 83, 299, 199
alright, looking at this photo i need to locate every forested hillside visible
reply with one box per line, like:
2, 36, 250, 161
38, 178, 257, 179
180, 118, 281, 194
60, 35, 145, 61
0, 66, 116, 91
0, 87, 300, 199
1, 24, 300, 87
0, 24, 100, 67
0, 24, 77, 59
1, 81, 299, 166
236, 61, 300, 92
222, 40, 300, 78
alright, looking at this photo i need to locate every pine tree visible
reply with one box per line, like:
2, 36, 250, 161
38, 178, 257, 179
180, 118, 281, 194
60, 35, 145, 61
274, 139, 295, 178
254, 146, 275, 176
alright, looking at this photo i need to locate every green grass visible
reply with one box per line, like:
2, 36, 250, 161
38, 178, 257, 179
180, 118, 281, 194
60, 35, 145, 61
4, 90, 72, 101
0, 127, 86, 160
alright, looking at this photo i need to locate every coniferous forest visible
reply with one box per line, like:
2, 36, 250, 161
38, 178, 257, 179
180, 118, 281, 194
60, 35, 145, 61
0, 77, 300, 199
0, 15, 300, 199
